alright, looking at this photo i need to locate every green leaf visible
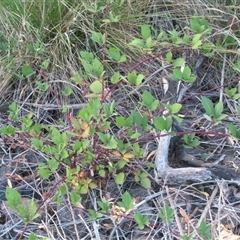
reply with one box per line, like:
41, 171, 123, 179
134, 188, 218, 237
158, 204, 174, 224
165, 116, 173, 131
35, 80, 49, 91
116, 116, 126, 127
31, 138, 43, 150
151, 100, 159, 111
62, 86, 72, 96
134, 212, 149, 229
201, 96, 214, 116
70, 191, 81, 206
117, 191, 134, 211
192, 33, 202, 49
47, 159, 59, 171
166, 51, 172, 63
0, 126, 16, 135
115, 172, 125, 184
97, 200, 110, 212
171, 68, 183, 80
170, 103, 182, 114
130, 132, 141, 139
80, 51, 94, 62
182, 66, 192, 80
92, 58, 104, 77
107, 47, 121, 61
171, 30, 179, 43
88, 209, 103, 220
145, 37, 155, 49
97, 133, 117, 149
129, 39, 145, 48
141, 24, 151, 39
9, 102, 18, 112
228, 123, 237, 136
27, 233, 38, 240
140, 177, 151, 189
192, 39, 202, 49
38, 168, 51, 179
91, 31, 104, 45
111, 71, 121, 84
142, 90, 154, 107
173, 58, 186, 67
90, 80, 102, 93
196, 220, 211, 240
22, 65, 35, 77
213, 101, 223, 118
154, 117, 166, 131
117, 159, 126, 169
71, 72, 83, 84
6, 187, 22, 209
41, 59, 50, 70
136, 74, 145, 86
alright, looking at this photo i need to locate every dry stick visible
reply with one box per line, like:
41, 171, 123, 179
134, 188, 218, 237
196, 185, 219, 228
166, 186, 184, 236
219, 53, 226, 102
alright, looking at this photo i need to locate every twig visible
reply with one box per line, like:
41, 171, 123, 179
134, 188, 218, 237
196, 185, 218, 228
219, 53, 226, 102
166, 186, 184, 236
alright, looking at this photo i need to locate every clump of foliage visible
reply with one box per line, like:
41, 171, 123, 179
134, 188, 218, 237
1, 0, 240, 239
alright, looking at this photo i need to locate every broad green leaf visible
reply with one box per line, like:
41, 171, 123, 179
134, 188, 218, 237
107, 47, 121, 61
215, 114, 227, 122
173, 58, 186, 67
182, 66, 192, 80
134, 212, 149, 229
166, 51, 172, 63
22, 65, 35, 77
192, 34, 202, 45
90, 80, 102, 93
92, 58, 104, 77
201, 96, 214, 116
165, 116, 173, 131
91, 31, 104, 45
9, 102, 18, 112
31, 138, 43, 149
151, 100, 159, 111
136, 74, 145, 86
228, 123, 236, 135
80, 51, 94, 62
41, 59, 50, 70
130, 132, 141, 139
214, 101, 223, 118
141, 24, 151, 39
145, 37, 155, 49
129, 39, 145, 48
38, 167, 51, 179
71, 73, 83, 84
71, 191, 81, 206
111, 71, 121, 84
140, 177, 151, 189
6, 187, 22, 208
172, 68, 183, 79
115, 172, 125, 184
117, 191, 134, 211
154, 116, 166, 131
116, 116, 126, 127
127, 71, 137, 84
192, 39, 202, 49
62, 86, 72, 96
142, 90, 154, 107
171, 103, 182, 114
158, 204, 174, 224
